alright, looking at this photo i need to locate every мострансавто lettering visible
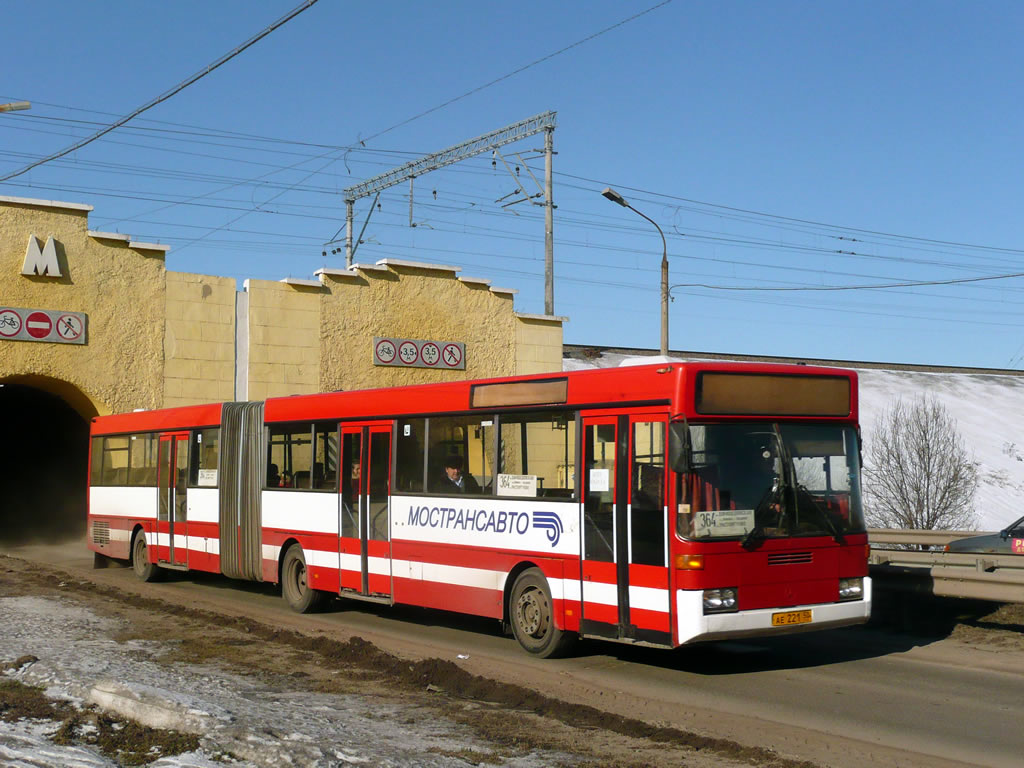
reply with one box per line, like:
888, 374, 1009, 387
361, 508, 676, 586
407, 505, 531, 535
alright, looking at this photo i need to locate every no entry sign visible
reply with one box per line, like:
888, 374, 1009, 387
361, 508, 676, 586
25, 311, 52, 339
373, 336, 465, 370
0, 307, 87, 345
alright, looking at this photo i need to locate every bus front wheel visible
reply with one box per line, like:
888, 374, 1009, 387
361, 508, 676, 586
282, 545, 326, 613
132, 533, 161, 583
509, 568, 575, 658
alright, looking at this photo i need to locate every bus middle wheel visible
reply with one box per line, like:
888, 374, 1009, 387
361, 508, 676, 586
281, 544, 326, 613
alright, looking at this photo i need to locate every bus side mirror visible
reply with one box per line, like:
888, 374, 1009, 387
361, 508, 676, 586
668, 422, 691, 473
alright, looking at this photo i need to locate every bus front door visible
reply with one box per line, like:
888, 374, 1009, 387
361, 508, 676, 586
157, 432, 189, 567
340, 425, 393, 599
581, 414, 671, 644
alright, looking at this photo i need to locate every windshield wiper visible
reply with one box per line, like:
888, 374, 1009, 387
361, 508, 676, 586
741, 525, 766, 550
796, 482, 845, 544
742, 482, 780, 550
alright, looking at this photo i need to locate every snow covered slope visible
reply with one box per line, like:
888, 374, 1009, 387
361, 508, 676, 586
856, 368, 1024, 532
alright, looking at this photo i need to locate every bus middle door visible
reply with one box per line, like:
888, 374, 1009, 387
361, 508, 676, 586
340, 424, 393, 599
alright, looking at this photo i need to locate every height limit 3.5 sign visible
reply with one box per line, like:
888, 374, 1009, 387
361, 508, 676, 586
373, 337, 465, 370
0, 307, 87, 345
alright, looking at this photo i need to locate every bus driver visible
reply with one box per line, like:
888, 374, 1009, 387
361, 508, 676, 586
441, 454, 480, 494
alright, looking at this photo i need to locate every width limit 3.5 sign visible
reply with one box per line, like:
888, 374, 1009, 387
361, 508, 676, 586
0, 307, 87, 345
373, 337, 465, 370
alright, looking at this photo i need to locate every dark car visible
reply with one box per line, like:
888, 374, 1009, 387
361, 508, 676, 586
945, 515, 1024, 555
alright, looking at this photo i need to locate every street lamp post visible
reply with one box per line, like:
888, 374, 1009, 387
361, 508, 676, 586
0, 101, 31, 113
601, 187, 669, 357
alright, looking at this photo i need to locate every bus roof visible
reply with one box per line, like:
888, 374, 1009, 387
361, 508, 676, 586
264, 361, 858, 423
88, 362, 857, 434
91, 401, 223, 436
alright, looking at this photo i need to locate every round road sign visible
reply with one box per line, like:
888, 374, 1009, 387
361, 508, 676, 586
375, 338, 397, 364
398, 341, 419, 365
442, 343, 463, 368
56, 314, 84, 341
420, 342, 440, 366
0, 309, 22, 338
25, 311, 52, 339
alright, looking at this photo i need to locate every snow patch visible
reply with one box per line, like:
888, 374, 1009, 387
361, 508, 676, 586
0, 596, 569, 767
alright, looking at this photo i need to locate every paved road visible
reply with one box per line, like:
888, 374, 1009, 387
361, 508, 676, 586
6, 539, 1023, 768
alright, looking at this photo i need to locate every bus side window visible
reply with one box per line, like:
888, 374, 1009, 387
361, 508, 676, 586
313, 423, 339, 491
266, 423, 313, 489
498, 410, 575, 499
90, 437, 104, 486
427, 415, 493, 495
396, 419, 426, 493
129, 433, 159, 487
101, 436, 130, 486
189, 428, 219, 487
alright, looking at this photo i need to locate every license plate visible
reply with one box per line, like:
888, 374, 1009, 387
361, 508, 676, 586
771, 609, 812, 627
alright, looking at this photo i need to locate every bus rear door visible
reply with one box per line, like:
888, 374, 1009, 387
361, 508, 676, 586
580, 413, 671, 645
157, 432, 189, 568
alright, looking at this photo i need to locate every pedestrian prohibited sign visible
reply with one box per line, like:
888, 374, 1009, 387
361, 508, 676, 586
373, 337, 465, 370
0, 307, 87, 345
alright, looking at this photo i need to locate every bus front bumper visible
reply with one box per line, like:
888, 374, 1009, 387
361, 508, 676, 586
675, 577, 872, 645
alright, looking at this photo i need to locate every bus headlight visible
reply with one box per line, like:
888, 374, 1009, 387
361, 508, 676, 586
703, 587, 738, 614
839, 578, 864, 601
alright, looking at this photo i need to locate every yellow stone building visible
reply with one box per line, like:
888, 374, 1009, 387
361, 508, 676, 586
0, 195, 565, 542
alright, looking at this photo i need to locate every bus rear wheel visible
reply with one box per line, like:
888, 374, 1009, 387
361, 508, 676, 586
132, 533, 161, 583
282, 545, 326, 613
509, 568, 575, 658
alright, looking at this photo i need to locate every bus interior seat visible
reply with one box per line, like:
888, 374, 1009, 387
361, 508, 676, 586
689, 467, 722, 510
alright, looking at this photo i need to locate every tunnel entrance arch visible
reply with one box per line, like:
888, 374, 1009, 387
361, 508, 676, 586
0, 375, 101, 545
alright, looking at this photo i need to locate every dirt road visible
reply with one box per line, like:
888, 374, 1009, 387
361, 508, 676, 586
4, 539, 1024, 768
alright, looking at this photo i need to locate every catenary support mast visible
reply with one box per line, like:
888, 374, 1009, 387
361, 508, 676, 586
342, 112, 558, 314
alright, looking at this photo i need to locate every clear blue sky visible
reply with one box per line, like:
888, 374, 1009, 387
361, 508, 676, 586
3, 1, 1023, 369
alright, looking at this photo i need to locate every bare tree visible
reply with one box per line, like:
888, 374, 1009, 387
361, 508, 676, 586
863, 395, 978, 530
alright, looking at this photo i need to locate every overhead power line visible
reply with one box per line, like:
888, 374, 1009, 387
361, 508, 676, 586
356, 0, 673, 146
0, 0, 319, 183
557, 170, 1024, 257
670, 272, 1024, 293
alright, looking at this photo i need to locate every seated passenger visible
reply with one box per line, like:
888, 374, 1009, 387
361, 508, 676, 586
438, 454, 481, 494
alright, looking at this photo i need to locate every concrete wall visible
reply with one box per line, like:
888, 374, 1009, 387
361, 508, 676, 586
245, 278, 322, 401
514, 313, 566, 376
164, 272, 236, 408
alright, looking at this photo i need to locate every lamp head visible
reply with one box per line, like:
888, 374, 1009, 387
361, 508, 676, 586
600, 187, 629, 207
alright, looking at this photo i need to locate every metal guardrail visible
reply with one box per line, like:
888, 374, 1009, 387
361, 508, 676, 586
868, 528, 1024, 602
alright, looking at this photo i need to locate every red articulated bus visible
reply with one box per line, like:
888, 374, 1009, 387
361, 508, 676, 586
87, 362, 870, 657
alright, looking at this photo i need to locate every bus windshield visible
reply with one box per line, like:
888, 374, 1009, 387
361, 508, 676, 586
678, 422, 865, 542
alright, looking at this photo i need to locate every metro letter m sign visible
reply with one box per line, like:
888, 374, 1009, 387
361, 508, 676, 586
22, 235, 62, 278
